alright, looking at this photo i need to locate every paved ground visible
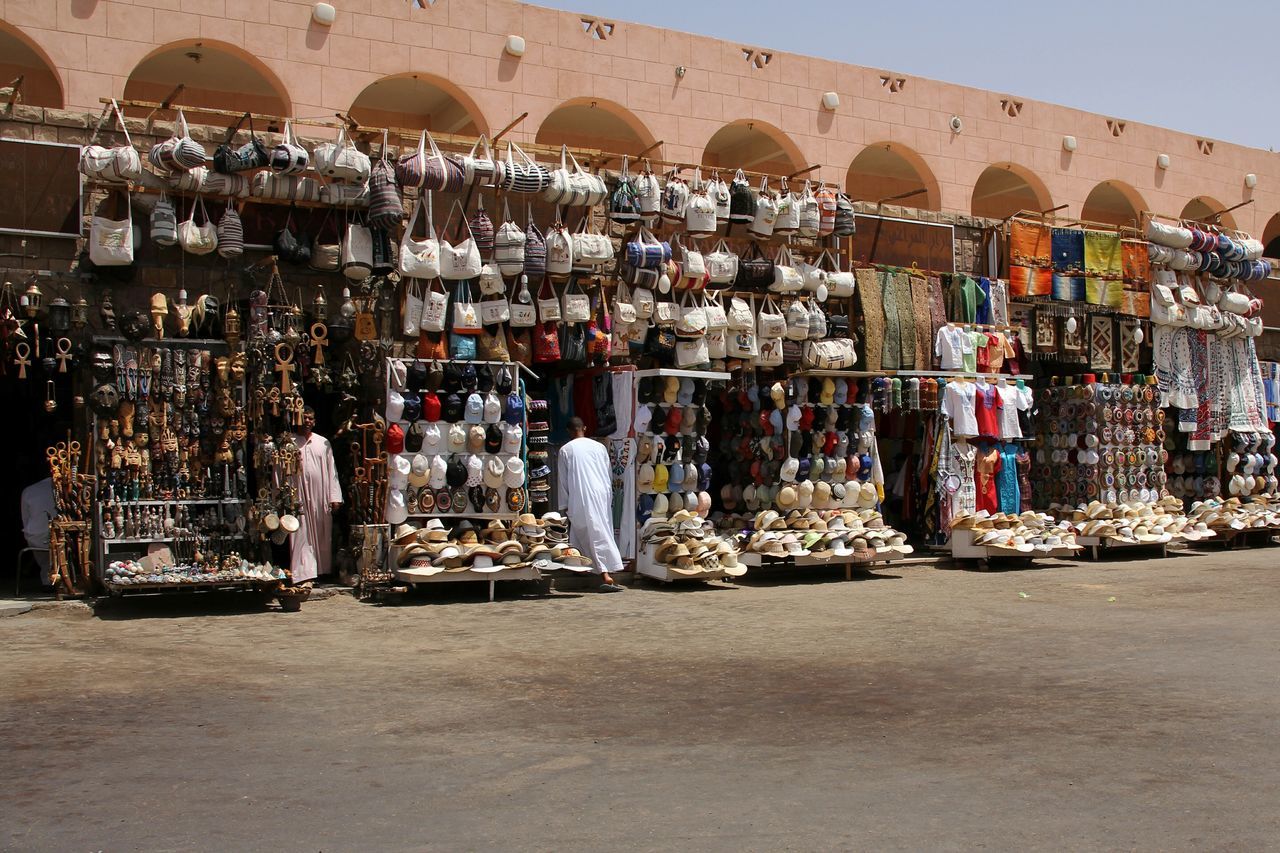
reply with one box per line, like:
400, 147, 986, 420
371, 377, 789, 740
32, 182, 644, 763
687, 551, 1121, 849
2, 548, 1279, 852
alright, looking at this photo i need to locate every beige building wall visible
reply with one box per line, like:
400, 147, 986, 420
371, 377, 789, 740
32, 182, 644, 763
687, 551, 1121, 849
3, 0, 1278, 239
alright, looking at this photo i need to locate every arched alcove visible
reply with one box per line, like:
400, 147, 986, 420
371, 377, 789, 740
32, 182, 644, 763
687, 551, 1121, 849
846, 142, 940, 210
700, 120, 804, 178
1080, 180, 1146, 228
1181, 195, 1236, 230
349, 73, 485, 136
535, 98, 656, 158
0, 20, 64, 108
1261, 212, 1280, 258
124, 40, 291, 125
970, 162, 1053, 220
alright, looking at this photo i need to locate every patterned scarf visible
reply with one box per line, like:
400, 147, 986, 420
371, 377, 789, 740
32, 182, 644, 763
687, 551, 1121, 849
856, 268, 884, 372
909, 275, 932, 370
927, 275, 948, 353
892, 272, 916, 369
881, 271, 902, 370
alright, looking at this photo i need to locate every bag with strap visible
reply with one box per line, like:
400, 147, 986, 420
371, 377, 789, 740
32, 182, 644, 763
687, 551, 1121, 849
439, 200, 482, 280
177, 197, 218, 256
543, 144, 608, 207
685, 169, 717, 235
507, 325, 532, 365
469, 195, 494, 253
315, 127, 370, 183
727, 295, 754, 331
635, 160, 662, 223
802, 338, 858, 369
661, 172, 689, 226
633, 282, 656, 320
572, 215, 614, 268
756, 334, 784, 367
480, 291, 510, 325
544, 215, 574, 279
825, 251, 856, 298
705, 239, 739, 285
816, 184, 837, 236
202, 171, 251, 198
773, 177, 799, 235
270, 119, 309, 175
89, 191, 134, 267
652, 297, 678, 326
451, 280, 482, 335
509, 275, 537, 327
796, 181, 820, 237
494, 199, 526, 276
399, 192, 440, 279
675, 336, 710, 369
785, 298, 811, 341
251, 172, 322, 202
275, 206, 311, 265
536, 278, 562, 323
368, 152, 403, 231
213, 112, 269, 175
420, 280, 450, 332
676, 237, 706, 289
478, 324, 510, 361
834, 192, 857, 236
342, 215, 373, 281
560, 322, 588, 367
609, 155, 641, 224
706, 327, 727, 360
450, 331, 477, 360
562, 277, 591, 323
708, 170, 731, 225
624, 226, 671, 270
522, 208, 547, 282
796, 251, 827, 297
749, 176, 778, 238
646, 324, 676, 361
151, 192, 178, 246
309, 209, 341, 271
728, 328, 759, 360
734, 241, 774, 291
81, 100, 143, 183
704, 291, 728, 331
676, 289, 708, 337
501, 142, 551, 194
757, 295, 786, 339
770, 245, 804, 293
458, 134, 498, 188
613, 280, 638, 325
728, 169, 755, 224
478, 262, 505, 297
149, 110, 207, 173
216, 202, 244, 258
533, 321, 561, 363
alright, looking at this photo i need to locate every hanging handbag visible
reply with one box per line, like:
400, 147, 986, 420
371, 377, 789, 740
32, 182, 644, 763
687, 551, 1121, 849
501, 142, 551, 194
660, 172, 689, 226
478, 324, 511, 361
834, 192, 857, 236
89, 191, 134, 267
613, 280, 638, 325
816, 184, 837, 237
458, 134, 498, 187
704, 291, 728, 331
728, 328, 759, 360
571, 215, 614, 268
708, 170, 731, 225
450, 331, 478, 360
635, 159, 662, 223
676, 289, 708, 337
373, 225, 397, 276
705, 239, 739, 285
478, 262, 505, 296
543, 144, 608, 207
675, 336, 710, 368
560, 322, 587, 366
314, 127, 370, 183
562, 277, 591, 324
149, 110, 206, 173
706, 327, 727, 360
439, 200, 482, 280
509, 275, 537, 327
201, 170, 251, 198
824, 251, 856, 298
523, 205, 547, 280
785, 298, 811, 341
796, 251, 827, 296
756, 333, 784, 367
624, 226, 671, 270
271, 120, 309, 175
633, 282, 656, 320
420, 279, 449, 332
480, 289, 510, 325
80, 100, 143, 183
151, 192, 178, 246
733, 242, 775, 291
494, 198, 526, 276
646, 324, 677, 360
309, 209, 341, 271
727, 295, 754, 331
685, 169, 717, 235
216, 202, 244, 258
341, 215, 374, 281
368, 148, 403, 230
801, 338, 858, 369
770, 245, 804, 293
401, 279, 425, 337
728, 169, 755, 224
399, 192, 440, 279
796, 181, 820, 237
213, 112, 269, 174
610, 155, 642, 224
417, 331, 447, 361
469, 195, 495, 253
451, 279, 482, 335
251, 172, 322, 202
808, 299, 828, 339
177, 196, 218, 256
757, 295, 786, 339
586, 291, 612, 364
321, 182, 370, 207
533, 321, 561, 363
653, 297, 678, 326
749, 176, 778, 238
773, 177, 799, 235
544, 215, 574, 278
675, 237, 706, 289
536, 278, 562, 323
274, 206, 311, 265
507, 325, 532, 365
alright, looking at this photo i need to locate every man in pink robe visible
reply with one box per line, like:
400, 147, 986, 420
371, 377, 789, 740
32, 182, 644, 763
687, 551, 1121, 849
287, 407, 343, 584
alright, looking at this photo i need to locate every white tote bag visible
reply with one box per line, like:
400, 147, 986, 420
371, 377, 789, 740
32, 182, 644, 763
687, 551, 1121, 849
419, 280, 449, 332
439, 200, 482, 281
401, 279, 425, 337
749, 176, 778, 238
509, 275, 537, 327
685, 169, 718, 235
705, 239, 739, 284
342, 217, 374, 281
544, 217, 574, 278
177, 196, 218, 256
80, 99, 143, 183
399, 192, 440, 279
561, 278, 591, 324
773, 178, 799, 235
89, 193, 134, 267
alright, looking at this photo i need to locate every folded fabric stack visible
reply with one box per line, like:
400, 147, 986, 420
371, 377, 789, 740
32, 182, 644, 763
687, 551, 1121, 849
950, 509, 1082, 553
640, 508, 743, 578
1056, 497, 1207, 542
526, 399, 551, 512
731, 508, 912, 558
105, 557, 283, 586
393, 515, 593, 577
1187, 495, 1280, 534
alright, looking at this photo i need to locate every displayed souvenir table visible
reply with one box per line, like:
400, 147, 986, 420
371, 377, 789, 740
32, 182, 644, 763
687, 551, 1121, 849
947, 510, 1082, 569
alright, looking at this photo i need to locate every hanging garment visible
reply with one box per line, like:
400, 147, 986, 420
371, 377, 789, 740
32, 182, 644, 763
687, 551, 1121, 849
935, 325, 971, 371
968, 330, 986, 373
892, 272, 916, 369
941, 381, 979, 437
975, 277, 993, 325
996, 382, 1022, 440
947, 274, 981, 324
997, 442, 1020, 514
909, 274, 932, 370
856, 267, 884, 372
881, 271, 904, 370
949, 440, 977, 518
1084, 229, 1123, 306
927, 275, 948, 361
974, 445, 1001, 514
974, 381, 1002, 440
1015, 447, 1032, 512
988, 279, 1009, 327
287, 431, 343, 583
557, 437, 624, 575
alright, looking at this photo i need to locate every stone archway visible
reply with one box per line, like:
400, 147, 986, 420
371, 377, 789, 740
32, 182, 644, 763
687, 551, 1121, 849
700, 119, 805, 179
348, 73, 486, 136
0, 20, 64, 108
535, 97, 657, 158
1181, 196, 1236, 230
846, 142, 941, 210
1080, 180, 1147, 228
124, 39, 291, 125
970, 162, 1053, 220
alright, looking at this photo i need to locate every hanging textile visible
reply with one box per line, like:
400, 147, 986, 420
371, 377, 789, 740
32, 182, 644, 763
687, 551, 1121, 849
1009, 219, 1052, 297
890, 272, 916, 369
1051, 227, 1085, 301
1088, 314, 1114, 371
909, 274, 932, 371
997, 442, 1020, 514
988, 278, 1009, 327
856, 267, 884, 372
1121, 238, 1151, 287
927, 275, 948, 354
1083, 230, 1123, 307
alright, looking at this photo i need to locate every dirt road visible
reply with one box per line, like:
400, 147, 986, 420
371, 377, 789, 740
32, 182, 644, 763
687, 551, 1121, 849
3, 549, 1279, 851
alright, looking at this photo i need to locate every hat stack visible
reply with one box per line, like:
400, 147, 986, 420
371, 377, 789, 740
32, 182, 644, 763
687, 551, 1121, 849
635, 376, 716, 527
733, 507, 913, 559
1185, 495, 1280, 536
524, 398, 550, 513
642, 508, 744, 578
1052, 496, 1204, 543
392, 515, 595, 578
950, 509, 1082, 554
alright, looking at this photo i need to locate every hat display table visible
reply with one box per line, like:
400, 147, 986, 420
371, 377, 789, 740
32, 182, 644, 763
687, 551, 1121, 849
395, 564, 541, 601
735, 548, 896, 581
949, 527, 1079, 569
636, 547, 730, 583
1072, 534, 1168, 562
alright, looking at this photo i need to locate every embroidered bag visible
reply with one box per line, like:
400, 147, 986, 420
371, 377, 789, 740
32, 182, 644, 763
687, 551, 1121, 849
469, 195, 494, 253
705, 239, 739, 285
749, 176, 778, 238
533, 321, 561, 363
544, 214, 573, 278
177, 196, 218, 256
494, 198, 526, 276
509, 275, 537, 327
796, 181, 820, 237
609, 155, 642, 224
439, 200, 482, 280
451, 280, 482, 335
635, 160, 662, 223
676, 289, 708, 337
399, 192, 440, 279
685, 169, 718, 235
80, 100, 143, 183
89, 191, 134, 267
562, 277, 592, 323
536, 278, 562, 323
757, 295, 786, 339
774, 177, 799, 235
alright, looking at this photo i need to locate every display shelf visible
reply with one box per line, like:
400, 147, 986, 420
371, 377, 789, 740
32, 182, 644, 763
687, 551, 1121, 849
104, 578, 277, 595
950, 528, 1079, 567
102, 534, 251, 546
1074, 534, 1170, 561
405, 512, 518, 520
635, 553, 729, 583
101, 498, 250, 507
633, 368, 732, 381
736, 548, 900, 580
394, 565, 540, 601
1190, 525, 1280, 550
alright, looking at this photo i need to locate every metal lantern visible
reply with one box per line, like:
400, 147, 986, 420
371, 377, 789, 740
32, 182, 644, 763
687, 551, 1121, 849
313, 288, 328, 322
48, 296, 71, 332
71, 296, 89, 330
23, 283, 42, 318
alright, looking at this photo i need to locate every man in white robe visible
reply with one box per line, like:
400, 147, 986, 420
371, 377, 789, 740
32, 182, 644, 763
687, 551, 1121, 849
557, 417, 625, 592
287, 407, 343, 584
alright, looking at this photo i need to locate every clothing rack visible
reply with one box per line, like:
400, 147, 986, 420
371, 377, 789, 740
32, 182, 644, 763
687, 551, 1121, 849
792, 369, 1032, 381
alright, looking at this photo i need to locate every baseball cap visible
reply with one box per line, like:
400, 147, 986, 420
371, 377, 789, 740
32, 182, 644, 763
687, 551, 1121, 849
483, 392, 502, 424
464, 393, 485, 424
